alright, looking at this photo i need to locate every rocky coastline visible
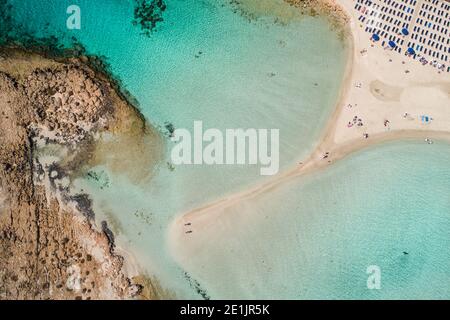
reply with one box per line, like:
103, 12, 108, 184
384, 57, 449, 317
0, 47, 164, 299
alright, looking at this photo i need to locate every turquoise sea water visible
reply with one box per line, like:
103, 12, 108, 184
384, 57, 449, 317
3, 0, 449, 299
3, 0, 349, 297
172, 140, 450, 299
6, 0, 348, 206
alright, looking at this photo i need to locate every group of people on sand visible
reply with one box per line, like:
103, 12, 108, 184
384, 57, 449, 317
348, 115, 364, 128
322, 152, 332, 164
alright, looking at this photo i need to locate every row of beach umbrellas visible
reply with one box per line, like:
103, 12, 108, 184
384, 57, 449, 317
371, 28, 409, 41
371, 31, 415, 55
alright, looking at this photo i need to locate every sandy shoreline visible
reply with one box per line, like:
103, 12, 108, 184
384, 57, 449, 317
168, 0, 450, 262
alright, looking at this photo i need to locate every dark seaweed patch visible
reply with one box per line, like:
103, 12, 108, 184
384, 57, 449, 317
164, 121, 175, 137
183, 272, 210, 300
86, 170, 110, 190
101, 220, 115, 250
0, 0, 67, 55
132, 0, 167, 36
47, 162, 66, 190
70, 193, 95, 220
0, 0, 13, 43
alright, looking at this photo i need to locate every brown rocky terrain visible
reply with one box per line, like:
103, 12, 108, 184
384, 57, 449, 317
0, 47, 164, 299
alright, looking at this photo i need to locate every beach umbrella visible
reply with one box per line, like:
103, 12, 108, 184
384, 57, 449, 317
388, 40, 396, 48
372, 33, 380, 41
401, 28, 409, 36
407, 47, 415, 55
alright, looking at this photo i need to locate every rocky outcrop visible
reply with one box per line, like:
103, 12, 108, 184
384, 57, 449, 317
25, 66, 108, 144
0, 48, 158, 300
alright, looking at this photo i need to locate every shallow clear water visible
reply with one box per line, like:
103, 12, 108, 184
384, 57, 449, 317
3, 0, 450, 300
172, 140, 450, 299
3, 0, 351, 297
6, 0, 349, 207
12, 1, 347, 192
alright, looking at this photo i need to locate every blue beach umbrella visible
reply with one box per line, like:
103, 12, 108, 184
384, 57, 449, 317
401, 28, 409, 36
372, 33, 380, 41
388, 40, 396, 48
407, 47, 415, 55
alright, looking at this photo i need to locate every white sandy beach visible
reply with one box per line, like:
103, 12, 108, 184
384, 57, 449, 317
334, 0, 450, 145
168, 0, 450, 274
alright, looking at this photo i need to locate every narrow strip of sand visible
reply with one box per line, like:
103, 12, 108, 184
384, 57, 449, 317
168, 0, 450, 251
